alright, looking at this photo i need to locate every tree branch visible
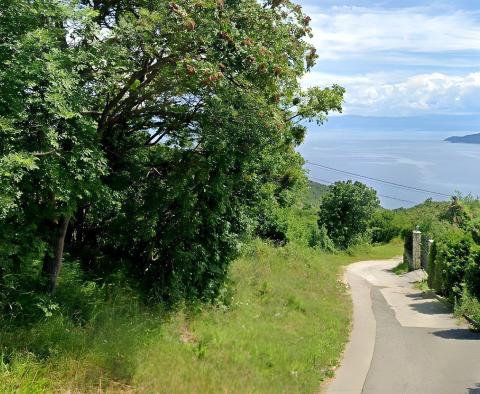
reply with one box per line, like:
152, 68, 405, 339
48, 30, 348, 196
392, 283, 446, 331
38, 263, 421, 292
31, 149, 58, 157
80, 111, 102, 116
98, 57, 171, 134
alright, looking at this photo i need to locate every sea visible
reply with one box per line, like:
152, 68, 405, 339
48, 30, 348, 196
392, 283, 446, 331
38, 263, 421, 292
299, 120, 480, 209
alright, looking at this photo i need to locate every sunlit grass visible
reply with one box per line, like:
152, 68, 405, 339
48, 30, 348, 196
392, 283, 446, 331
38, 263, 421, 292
392, 260, 410, 275
0, 239, 402, 393
133, 239, 402, 393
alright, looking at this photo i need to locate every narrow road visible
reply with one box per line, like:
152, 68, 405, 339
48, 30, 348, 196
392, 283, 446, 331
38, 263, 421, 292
326, 258, 480, 394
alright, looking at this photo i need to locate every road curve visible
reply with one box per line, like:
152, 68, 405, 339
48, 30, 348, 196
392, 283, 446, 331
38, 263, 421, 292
326, 258, 480, 394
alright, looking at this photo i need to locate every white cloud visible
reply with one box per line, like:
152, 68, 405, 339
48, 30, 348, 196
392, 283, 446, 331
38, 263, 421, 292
303, 71, 480, 116
300, 4, 480, 115
306, 6, 480, 61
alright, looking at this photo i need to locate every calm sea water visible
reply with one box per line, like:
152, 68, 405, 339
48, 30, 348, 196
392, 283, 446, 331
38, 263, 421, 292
299, 130, 480, 209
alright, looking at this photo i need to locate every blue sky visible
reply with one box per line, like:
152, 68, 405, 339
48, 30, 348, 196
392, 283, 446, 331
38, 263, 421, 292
299, 1, 480, 116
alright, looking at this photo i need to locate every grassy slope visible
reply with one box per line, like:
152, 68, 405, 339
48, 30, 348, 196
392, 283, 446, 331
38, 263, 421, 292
1, 239, 402, 393
302, 181, 329, 208
134, 240, 402, 393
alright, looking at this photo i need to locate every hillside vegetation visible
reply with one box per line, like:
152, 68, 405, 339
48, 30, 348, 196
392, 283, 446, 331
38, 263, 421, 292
1, 204, 402, 393
0, 177, 408, 393
302, 181, 329, 207
372, 196, 480, 323
0, 1, 356, 391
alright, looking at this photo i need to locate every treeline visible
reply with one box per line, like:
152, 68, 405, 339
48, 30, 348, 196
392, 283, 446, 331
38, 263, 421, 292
0, 0, 345, 321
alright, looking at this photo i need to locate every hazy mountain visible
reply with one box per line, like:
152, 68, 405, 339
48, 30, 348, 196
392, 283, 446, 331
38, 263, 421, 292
445, 133, 480, 144
309, 115, 480, 132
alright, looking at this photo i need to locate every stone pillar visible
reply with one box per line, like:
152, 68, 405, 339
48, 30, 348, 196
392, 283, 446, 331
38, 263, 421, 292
412, 229, 421, 270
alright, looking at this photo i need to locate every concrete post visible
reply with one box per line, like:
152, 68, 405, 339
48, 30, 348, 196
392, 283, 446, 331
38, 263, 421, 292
427, 239, 434, 269
428, 239, 434, 253
412, 229, 421, 270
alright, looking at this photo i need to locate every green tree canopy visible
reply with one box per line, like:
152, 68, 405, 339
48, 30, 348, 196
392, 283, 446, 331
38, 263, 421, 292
317, 181, 379, 249
0, 0, 344, 312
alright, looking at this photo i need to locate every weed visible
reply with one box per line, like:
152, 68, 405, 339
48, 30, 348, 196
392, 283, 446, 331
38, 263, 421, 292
393, 261, 410, 275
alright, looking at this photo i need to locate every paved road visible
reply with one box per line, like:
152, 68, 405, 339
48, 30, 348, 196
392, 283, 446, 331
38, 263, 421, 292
326, 258, 480, 394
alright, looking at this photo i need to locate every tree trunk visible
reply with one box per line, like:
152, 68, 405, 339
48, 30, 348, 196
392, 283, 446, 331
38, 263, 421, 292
42, 215, 70, 293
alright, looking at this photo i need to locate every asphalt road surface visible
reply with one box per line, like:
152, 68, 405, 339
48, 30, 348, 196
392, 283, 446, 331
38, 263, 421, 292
326, 258, 480, 394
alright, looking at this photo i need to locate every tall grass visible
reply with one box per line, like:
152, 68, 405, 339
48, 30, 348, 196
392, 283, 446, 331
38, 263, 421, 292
0, 239, 402, 393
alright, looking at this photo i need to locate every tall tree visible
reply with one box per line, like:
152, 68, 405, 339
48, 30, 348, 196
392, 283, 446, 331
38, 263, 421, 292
0, 0, 344, 307
318, 181, 380, 249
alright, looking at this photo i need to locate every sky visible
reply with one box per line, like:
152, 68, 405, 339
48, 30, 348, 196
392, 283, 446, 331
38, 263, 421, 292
299, 0, 480, 117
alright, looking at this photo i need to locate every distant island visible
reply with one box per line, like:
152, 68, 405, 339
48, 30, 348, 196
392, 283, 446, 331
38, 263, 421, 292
445, 133, 480, 144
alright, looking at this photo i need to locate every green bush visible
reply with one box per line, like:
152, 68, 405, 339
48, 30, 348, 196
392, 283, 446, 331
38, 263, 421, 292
427, 241, 439, 291
464, 250, 480, 299
466, 216, 480, 245
440, 197, 471, 229
456, 288, 480, 324
317, 181, 380, 249
308, 225, 336, 252
432, 235, 474, 299
255, 211, 289, 246
370, 209, 400, 243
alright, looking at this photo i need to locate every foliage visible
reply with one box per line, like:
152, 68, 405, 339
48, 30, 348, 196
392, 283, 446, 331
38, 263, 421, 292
456, 288, 480, 327
370, 209, 401, 244
440, 197, 471, 229
308, 225, 336, 252
0, 0, 344, 310
255, 209, 289, 246
427, 240, 438, 290
464, 250, 480, 299
317, 181, 380, 249
431, 235, 475, 299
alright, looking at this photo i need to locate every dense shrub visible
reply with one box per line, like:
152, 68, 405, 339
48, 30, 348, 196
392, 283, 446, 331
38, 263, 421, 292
440, 197, 471, 229
317, 181, 380, 249
371, 209, 401, 243
427, 241, 438, 290
466, 216, 480, 245
464, 250, 480, 299
456, 288, 480, 323
256, 211, 289, 246
431, 236, 474, 299
308, 225, 336, 252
